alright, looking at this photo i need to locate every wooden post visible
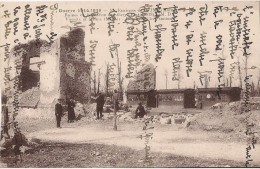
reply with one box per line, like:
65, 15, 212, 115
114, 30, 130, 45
105, 63, 109, 97
113, 91, 118, 131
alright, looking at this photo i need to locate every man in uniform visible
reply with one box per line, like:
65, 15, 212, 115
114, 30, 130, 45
96, 93, 105, 120
55, 99, 63, 128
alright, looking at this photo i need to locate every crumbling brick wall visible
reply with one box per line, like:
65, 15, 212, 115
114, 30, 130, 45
59, 28, 91, 104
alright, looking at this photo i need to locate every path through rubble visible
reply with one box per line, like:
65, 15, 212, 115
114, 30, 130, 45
27, 121, 260, 165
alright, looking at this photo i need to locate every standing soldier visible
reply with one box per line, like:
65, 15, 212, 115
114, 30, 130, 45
96, 93, 105, 120
55, 99, 63, 128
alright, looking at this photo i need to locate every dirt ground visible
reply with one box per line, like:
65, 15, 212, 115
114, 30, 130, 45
1, 108, 260, 167
1, 141, 244, 168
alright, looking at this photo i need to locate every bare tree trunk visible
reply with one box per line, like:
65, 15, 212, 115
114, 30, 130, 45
113, 103, 117, 131
113, 92, 118, 131
116, 56, 123, 101
105, 63, 109, 97
237, 56, 243, 88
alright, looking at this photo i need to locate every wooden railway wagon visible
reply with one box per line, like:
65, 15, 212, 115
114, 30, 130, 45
126, 87, 241, 109
197, 87, 241, 108
126, 90, 148, 107
157, 89, 195, 109
126, 89, 195, 108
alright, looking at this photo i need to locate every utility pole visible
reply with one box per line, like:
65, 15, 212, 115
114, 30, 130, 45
164, 69, 168, 89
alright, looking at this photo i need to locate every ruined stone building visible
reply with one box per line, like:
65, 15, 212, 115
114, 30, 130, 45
13, 28, 91, 108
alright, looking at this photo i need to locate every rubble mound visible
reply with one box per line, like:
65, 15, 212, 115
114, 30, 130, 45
188, 101, 260, 134
19, 87, 40, 108
17, 108, 54, 120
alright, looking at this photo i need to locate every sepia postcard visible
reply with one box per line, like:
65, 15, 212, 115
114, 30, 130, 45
0, 0, 260, 168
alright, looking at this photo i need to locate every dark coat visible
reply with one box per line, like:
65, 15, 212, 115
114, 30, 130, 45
96, 95, 105, 108
55, 103, 63, 117
67, 101, 76, 120
135, 105, 145, 116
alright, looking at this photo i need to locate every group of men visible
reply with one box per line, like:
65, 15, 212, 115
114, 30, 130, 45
54, 99, 76, 128
54, 90, 147, 128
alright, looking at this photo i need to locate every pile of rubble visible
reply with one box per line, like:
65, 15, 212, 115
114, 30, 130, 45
17, 107, 54, 120
19, 87, 41, 108
188, 101, 260, 134
115, 111, 193, 125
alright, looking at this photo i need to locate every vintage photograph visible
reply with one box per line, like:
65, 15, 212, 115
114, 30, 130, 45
0, 1, 260, 167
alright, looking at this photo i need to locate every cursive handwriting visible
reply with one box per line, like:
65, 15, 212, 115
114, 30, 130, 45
5, 20, 12, 39
23, 4, 32, 40
215, 35, 223, 50
199, 32, 209, 66
0, 43, 11, 62
46, 32, 57, 44
213, 6, 238, 17
229, 20, 237, 59
172, 57, 183, 81
236, 13, 242, 42
140, 4, 151, 62
210, 57, 225, 99
170, 6, 179, 50
179, 7, 196, 16
185, 20, 193, 29
125, 48, 137, 78
243, 75, 252, 109
81, 9, 98, 34
199, 4, 208, 26
89, 40, 98, 66
154, 3, 162, 22
109, 43, 120, 59
137, 117, 154, 166
214, 20, 223, 29
186, 33, 194, 45
107, 9, 117, 36
186, 49, 193, 77
154, 24, 166, 62
242, 16, 253, 57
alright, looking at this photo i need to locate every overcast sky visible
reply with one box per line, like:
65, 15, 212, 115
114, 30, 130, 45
1, 1, 259, 91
